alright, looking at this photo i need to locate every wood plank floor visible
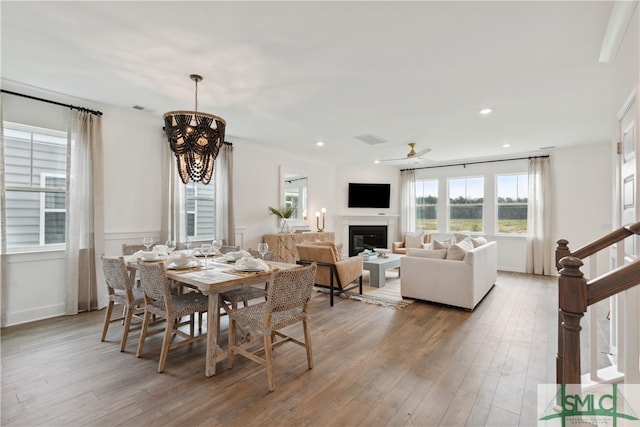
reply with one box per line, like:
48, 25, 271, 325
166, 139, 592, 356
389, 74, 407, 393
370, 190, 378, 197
1, 272, 560, 426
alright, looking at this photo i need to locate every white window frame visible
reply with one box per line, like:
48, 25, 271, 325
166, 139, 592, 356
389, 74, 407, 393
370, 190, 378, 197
415, 178, 438, 231
495, 173, 528, 236
4, 122, 67, 252
39, 173, 66, 245
447, 176, 485, 233
186, 182, 215, 239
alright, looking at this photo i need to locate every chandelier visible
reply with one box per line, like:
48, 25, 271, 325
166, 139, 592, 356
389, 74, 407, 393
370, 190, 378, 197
163, 74, 226, 185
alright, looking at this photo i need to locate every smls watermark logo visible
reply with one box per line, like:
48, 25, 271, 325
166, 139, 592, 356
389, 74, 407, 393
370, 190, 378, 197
538, 384, 640, 426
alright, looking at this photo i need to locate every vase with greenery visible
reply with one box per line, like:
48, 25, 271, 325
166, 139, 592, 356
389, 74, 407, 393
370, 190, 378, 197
268, 206, 294, 233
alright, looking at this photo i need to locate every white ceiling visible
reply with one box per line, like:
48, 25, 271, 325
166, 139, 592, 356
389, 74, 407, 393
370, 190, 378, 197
1, 1, 621, 167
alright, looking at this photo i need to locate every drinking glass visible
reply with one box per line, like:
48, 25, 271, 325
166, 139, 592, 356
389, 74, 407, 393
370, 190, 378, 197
184, 238, 192, 251
212, 239, 223, 256
143, 237, 153, 251
201, 243, 212, 267
257, 242, 269, 260
165, 240, 176, 253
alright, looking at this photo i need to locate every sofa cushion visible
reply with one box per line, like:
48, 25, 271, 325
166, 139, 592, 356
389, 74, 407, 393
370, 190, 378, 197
432, 239, 453, 250
406, 248, 447, 259
471, 236, 488, 247
405, 232, 425, 248
453, 232, 471, 243
446, 238, 475, 260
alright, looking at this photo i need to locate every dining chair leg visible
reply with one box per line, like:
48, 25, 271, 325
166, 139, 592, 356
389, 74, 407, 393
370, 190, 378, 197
136, 311, 152, 358
264, 334, 275, 392
120, 306, 134, 352
101, 301, 115, 342
303, 318, 313, 369
157, 320, 174, 373
228, 318, 236, 369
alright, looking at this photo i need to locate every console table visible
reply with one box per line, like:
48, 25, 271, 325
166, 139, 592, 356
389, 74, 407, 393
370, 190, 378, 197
263, 232, 335, 264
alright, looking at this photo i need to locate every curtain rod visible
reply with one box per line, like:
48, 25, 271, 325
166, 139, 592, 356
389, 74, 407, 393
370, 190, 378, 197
400, 154, 549, 171
1, 89, 103, 116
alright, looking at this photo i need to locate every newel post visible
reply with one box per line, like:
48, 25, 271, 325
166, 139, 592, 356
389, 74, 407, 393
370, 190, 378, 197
555, 239, 571, 272
557, 256, 588, 386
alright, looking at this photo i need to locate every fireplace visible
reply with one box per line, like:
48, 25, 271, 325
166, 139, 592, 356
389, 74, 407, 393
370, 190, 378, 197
349, 225, 388, 257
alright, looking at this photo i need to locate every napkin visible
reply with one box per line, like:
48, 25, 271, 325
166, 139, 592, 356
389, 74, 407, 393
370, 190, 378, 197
124, 250, 144, 264
234, 256, 269, 272
224, 250, 252, 261
153, 245, 169, 257
167, 250, 199, 267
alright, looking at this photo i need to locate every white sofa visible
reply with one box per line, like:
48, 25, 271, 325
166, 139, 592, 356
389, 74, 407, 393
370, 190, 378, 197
400, 239, 497, 311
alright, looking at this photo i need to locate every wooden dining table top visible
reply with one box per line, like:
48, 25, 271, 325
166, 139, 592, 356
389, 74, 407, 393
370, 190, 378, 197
128, 257, 299, 294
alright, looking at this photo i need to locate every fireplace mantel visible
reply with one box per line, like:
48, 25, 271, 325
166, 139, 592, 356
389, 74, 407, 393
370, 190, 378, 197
338, 214, 399, 252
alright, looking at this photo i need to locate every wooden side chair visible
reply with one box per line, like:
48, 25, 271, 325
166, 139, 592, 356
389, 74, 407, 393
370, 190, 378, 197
100, 255, 145, 351
228, 263, 317, 392
136, 260, 207, 373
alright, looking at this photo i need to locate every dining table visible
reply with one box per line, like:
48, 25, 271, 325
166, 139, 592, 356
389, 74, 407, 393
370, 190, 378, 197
128, 255, 299, 377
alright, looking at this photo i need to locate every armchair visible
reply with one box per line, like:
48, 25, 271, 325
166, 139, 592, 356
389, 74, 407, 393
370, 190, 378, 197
295, 242, 363, 306
391, 232, 431, 254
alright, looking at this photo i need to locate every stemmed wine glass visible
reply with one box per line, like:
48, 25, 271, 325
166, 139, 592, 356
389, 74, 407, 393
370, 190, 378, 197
201, 243, 212, 267
143, 237, 153, 251
212, 239, 223, 256
165, 240, 176, 254
257, 242, 269, 260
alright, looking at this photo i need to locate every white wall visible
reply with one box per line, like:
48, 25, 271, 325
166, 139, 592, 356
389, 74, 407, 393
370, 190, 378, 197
551, 143, 614, 277
232, 140, 336, 252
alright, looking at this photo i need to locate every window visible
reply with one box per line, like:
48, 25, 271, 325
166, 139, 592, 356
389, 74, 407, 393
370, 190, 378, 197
4, 123, 67, 250
448, 177, 484, 232
415, 179, 438, 230
186, 181, 215, 239
496, 174, 528, 234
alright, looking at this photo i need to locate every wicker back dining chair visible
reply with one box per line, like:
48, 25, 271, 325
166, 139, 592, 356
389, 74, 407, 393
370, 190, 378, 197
100, 255, 145, 352
136, 260, 208, 373
122, 243, 149, 256
228, 263, 317, 392
247, 248, 275, 261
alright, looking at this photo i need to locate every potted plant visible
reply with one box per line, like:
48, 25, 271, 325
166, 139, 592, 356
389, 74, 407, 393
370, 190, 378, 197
268, 206, 294, 233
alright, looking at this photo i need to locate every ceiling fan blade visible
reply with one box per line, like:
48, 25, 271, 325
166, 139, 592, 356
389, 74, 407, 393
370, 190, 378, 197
411, 148, 431, 158
377, 156, 409, 162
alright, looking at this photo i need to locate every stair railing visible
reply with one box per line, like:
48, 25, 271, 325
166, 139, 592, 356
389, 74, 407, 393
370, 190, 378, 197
555, 221, 640, 385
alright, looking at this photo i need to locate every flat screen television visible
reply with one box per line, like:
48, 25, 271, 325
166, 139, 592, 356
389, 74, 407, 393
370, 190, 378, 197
348, 183, 391, 208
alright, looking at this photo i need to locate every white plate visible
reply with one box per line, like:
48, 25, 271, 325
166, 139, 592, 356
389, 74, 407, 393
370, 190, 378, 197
141, 256, 166, 262
167, 260, 199, 270
237, 266, 267, 272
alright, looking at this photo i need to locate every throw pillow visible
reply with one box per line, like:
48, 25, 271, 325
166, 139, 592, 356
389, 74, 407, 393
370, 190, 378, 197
471, 236, 488, 247
405, 232, 425, 248
406, 248, 447, 259
432, 239, 453, 250
446, 238, 475, 260
453, 232, 471, 243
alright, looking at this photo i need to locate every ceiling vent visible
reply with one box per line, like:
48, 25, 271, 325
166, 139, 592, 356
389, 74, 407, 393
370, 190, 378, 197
355, 134, 387, 145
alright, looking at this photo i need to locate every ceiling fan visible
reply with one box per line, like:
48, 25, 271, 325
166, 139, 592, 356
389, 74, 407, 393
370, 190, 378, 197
376, 143, 431, 163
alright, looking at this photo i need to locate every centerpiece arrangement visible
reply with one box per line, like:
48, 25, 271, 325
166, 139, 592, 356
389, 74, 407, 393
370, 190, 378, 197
268, 206, 294, 233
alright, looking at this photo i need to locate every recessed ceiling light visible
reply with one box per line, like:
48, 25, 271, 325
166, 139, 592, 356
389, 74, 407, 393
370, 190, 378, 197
374, 160, 380, 164
502, 143, 511, 148
316, 141, 324, 146
479, 108, 492, 115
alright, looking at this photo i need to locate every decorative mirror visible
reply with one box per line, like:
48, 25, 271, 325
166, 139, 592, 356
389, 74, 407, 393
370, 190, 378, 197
280, 166, 308, 222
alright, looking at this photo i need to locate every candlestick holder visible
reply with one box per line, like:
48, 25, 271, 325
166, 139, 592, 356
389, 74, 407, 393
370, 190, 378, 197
315, 208, 326, 232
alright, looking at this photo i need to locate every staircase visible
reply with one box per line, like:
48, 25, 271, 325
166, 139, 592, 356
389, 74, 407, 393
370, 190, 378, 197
556, 221, 640, 387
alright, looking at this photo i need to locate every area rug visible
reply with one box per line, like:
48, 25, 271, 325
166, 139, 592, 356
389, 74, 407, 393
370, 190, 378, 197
316, 269, 414, 309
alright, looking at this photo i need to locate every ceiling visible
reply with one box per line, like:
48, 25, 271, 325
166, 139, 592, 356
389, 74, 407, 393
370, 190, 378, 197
1, 1, 622, 167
